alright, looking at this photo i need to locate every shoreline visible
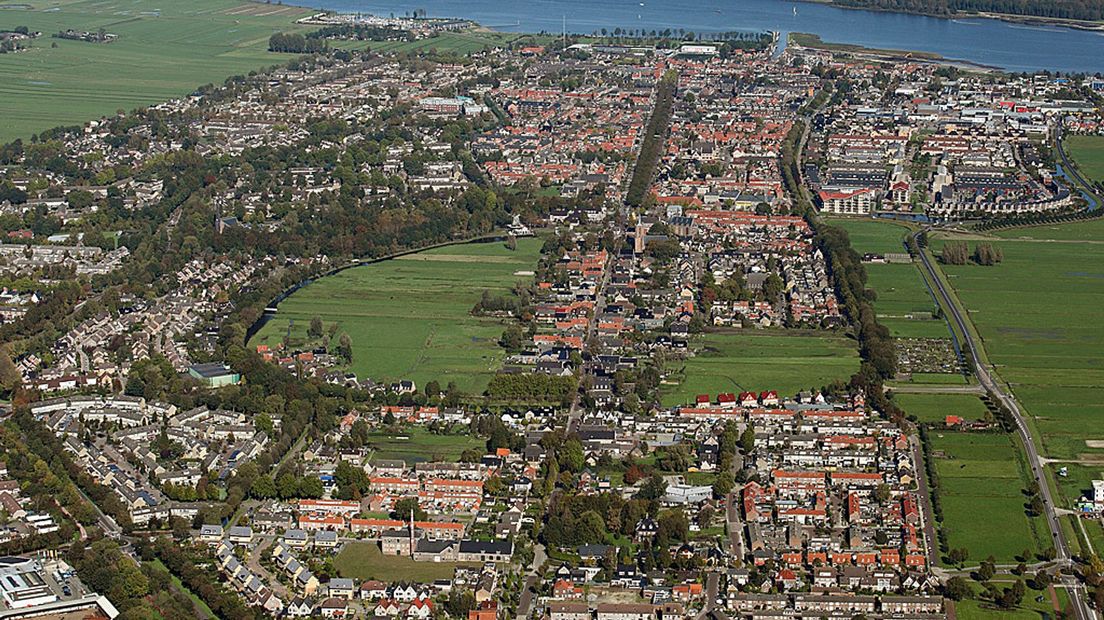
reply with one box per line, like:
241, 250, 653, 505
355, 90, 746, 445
786, 32, 1003, 73
797, 0, 1104, 33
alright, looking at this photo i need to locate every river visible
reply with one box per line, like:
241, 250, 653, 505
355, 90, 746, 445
289, 0, 1103, 73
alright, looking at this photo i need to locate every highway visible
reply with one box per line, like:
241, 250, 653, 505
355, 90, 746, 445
913, 230, 1097, 620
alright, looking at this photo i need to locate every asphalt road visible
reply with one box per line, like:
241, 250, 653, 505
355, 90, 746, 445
914, 231, 1096, 620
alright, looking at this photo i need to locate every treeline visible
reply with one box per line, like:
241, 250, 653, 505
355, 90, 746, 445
70, 539, 200, 619
268, 32, 328, 54
830, 0, 1104, 21
486, 373, 577, 403
146, 537, 258, 620
625, 71, 677, 207
939, 240, 1003, 265
309, 24, 413, 42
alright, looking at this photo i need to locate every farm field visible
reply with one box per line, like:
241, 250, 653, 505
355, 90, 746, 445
893, 392, 989, 424
250, 238, 542, 394
334, 541, 475, 582
659, 330, 860, 407
929, 231, 1104, 467
0, 0, 312, 142
827, 218, 950, 339
366, 428, 484, 465
930, 431, 1042, 562
1066, 134, 1104, 184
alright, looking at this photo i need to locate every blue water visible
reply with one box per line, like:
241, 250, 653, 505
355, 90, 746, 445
290, 0, 1104, 73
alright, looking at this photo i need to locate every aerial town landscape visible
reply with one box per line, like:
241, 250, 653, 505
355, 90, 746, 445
0, 0, 1103, 620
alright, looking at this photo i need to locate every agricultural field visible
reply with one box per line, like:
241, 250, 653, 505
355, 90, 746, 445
334, 541, 475, 582
930, 431, 1042, 562
929, 230, 1104, 467
659, 330, 860, 407
0, 0, 312, 142
366, 427, 484, 465
250, 238, 543, 395
827, 218, 950, 339
1065, 134, 1104, 184
892, 392, 989, 424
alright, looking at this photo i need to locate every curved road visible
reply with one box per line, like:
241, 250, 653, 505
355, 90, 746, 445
913, 230, 1096, 620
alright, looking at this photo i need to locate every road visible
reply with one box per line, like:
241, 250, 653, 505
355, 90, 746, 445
913, 231, 1096, 620
909, 435, 940, 569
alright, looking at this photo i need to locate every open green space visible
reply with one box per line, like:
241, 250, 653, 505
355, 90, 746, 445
953, 580, 1069, 620
660, 330, 860, 407
929, 230, 1104, 479
893, 392, 989, 424
931, 431, 1042, 562
366, 427, 484, 465
0, 0, 317, 142
334, 541, 475, 582
361, 30, 549, 54
251, 238, 542, 394
1066, 134, 1104, 184
827, 218, 951, 339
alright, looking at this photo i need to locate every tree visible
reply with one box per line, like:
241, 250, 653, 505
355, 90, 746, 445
637, 473, 668, 501
977, 560, 995, 582
947, 547, 970, 566
392, 497, 427, 521
250, 475, 277, 499
309, 316, 324, 338
944, 576, 971, 601
336, 333, 353, 362
998, 580, 1025, 609
941, 241, 969, 265
712, 471, 734, 499
740, 427, 755, 453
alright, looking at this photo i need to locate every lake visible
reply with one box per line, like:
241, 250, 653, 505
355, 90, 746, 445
290, 0, 1104, 73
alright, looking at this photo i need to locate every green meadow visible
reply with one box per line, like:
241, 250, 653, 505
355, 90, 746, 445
250, 238, 542, 394
1066, 134, 1104, 184
366, 428, 484, 465
660, 330, 860, 407
0, 0, 312, 142
930, 431, 1042, 562
335, 541, 474, 582
827, 218, 950, 339
893, 392, 989, 424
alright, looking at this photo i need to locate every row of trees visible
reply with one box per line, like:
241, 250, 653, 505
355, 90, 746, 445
625, 71, 677, 207
268, 32, 328, 54
940, 240, 1004, 265
832, 0, 1104, 21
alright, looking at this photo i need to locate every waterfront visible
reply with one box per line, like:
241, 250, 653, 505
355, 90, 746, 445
294, 0, 1104, 73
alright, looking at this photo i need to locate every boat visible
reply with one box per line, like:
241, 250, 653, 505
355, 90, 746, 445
793, 6, 798, 15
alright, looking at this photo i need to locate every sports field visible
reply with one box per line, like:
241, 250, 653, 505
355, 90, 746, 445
1065, 134, 1104, 184
827, 218, 950, 339
893, 392, 989, 424
660, 330, 860, 407
0, 0, 311, 142
930, 431, 1042, 562
250, 238, 543, 394
334, 541, 475, 582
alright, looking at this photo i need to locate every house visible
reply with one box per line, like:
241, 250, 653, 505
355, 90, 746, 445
360, 580, 389, 600
550, 601, 591, 620
318, 597, 349, 618
881, 595, 943, 614
407, 597, 434, 619
469, 600, 499, 620
314, 530, 339, 549
376, 599, 403, 616
187, 362, 241, 387
198, 524, 223, 543
328, 577, 356, 599
596, 603, 655, 620
227, 525, 253, 544
286, 596, 313, 617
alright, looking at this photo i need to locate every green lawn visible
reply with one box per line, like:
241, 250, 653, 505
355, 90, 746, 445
893, 392, 990, 424
367, 427, 485, 465
929, 230, 1104, 483
334, 541, 475, 582
954, 580, 1068, 620
251, 238, 542, 394
0, 0, 317, 142
660, 330, 860, 407
931, 431, 1042, 562
1066, 134, 1104, 184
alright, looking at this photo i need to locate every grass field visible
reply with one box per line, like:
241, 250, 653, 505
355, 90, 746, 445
360, 30, 548, 54
954, 581, 1069, 620
1066, 134, 1104, 184
827, 218, 951, 339
0, 0, 313, 142
930, 431, 1042, 562
250, 238, 542, 394
367, 427, 484, 465
334, 541, 474, 582
893, 392, 989, 424
660, 330, 860, 407
929, 230, 1104, 466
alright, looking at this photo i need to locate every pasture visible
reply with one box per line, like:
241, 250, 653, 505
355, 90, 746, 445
0, 0, 312, 141
893, 392, 989, 424
929, 231, 1104, 466
1066, 134, 1104, 184
930, 431, 1042, 562
826, 218, 950, 339
250, 238, 542, 394
659, 330, 860, 407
